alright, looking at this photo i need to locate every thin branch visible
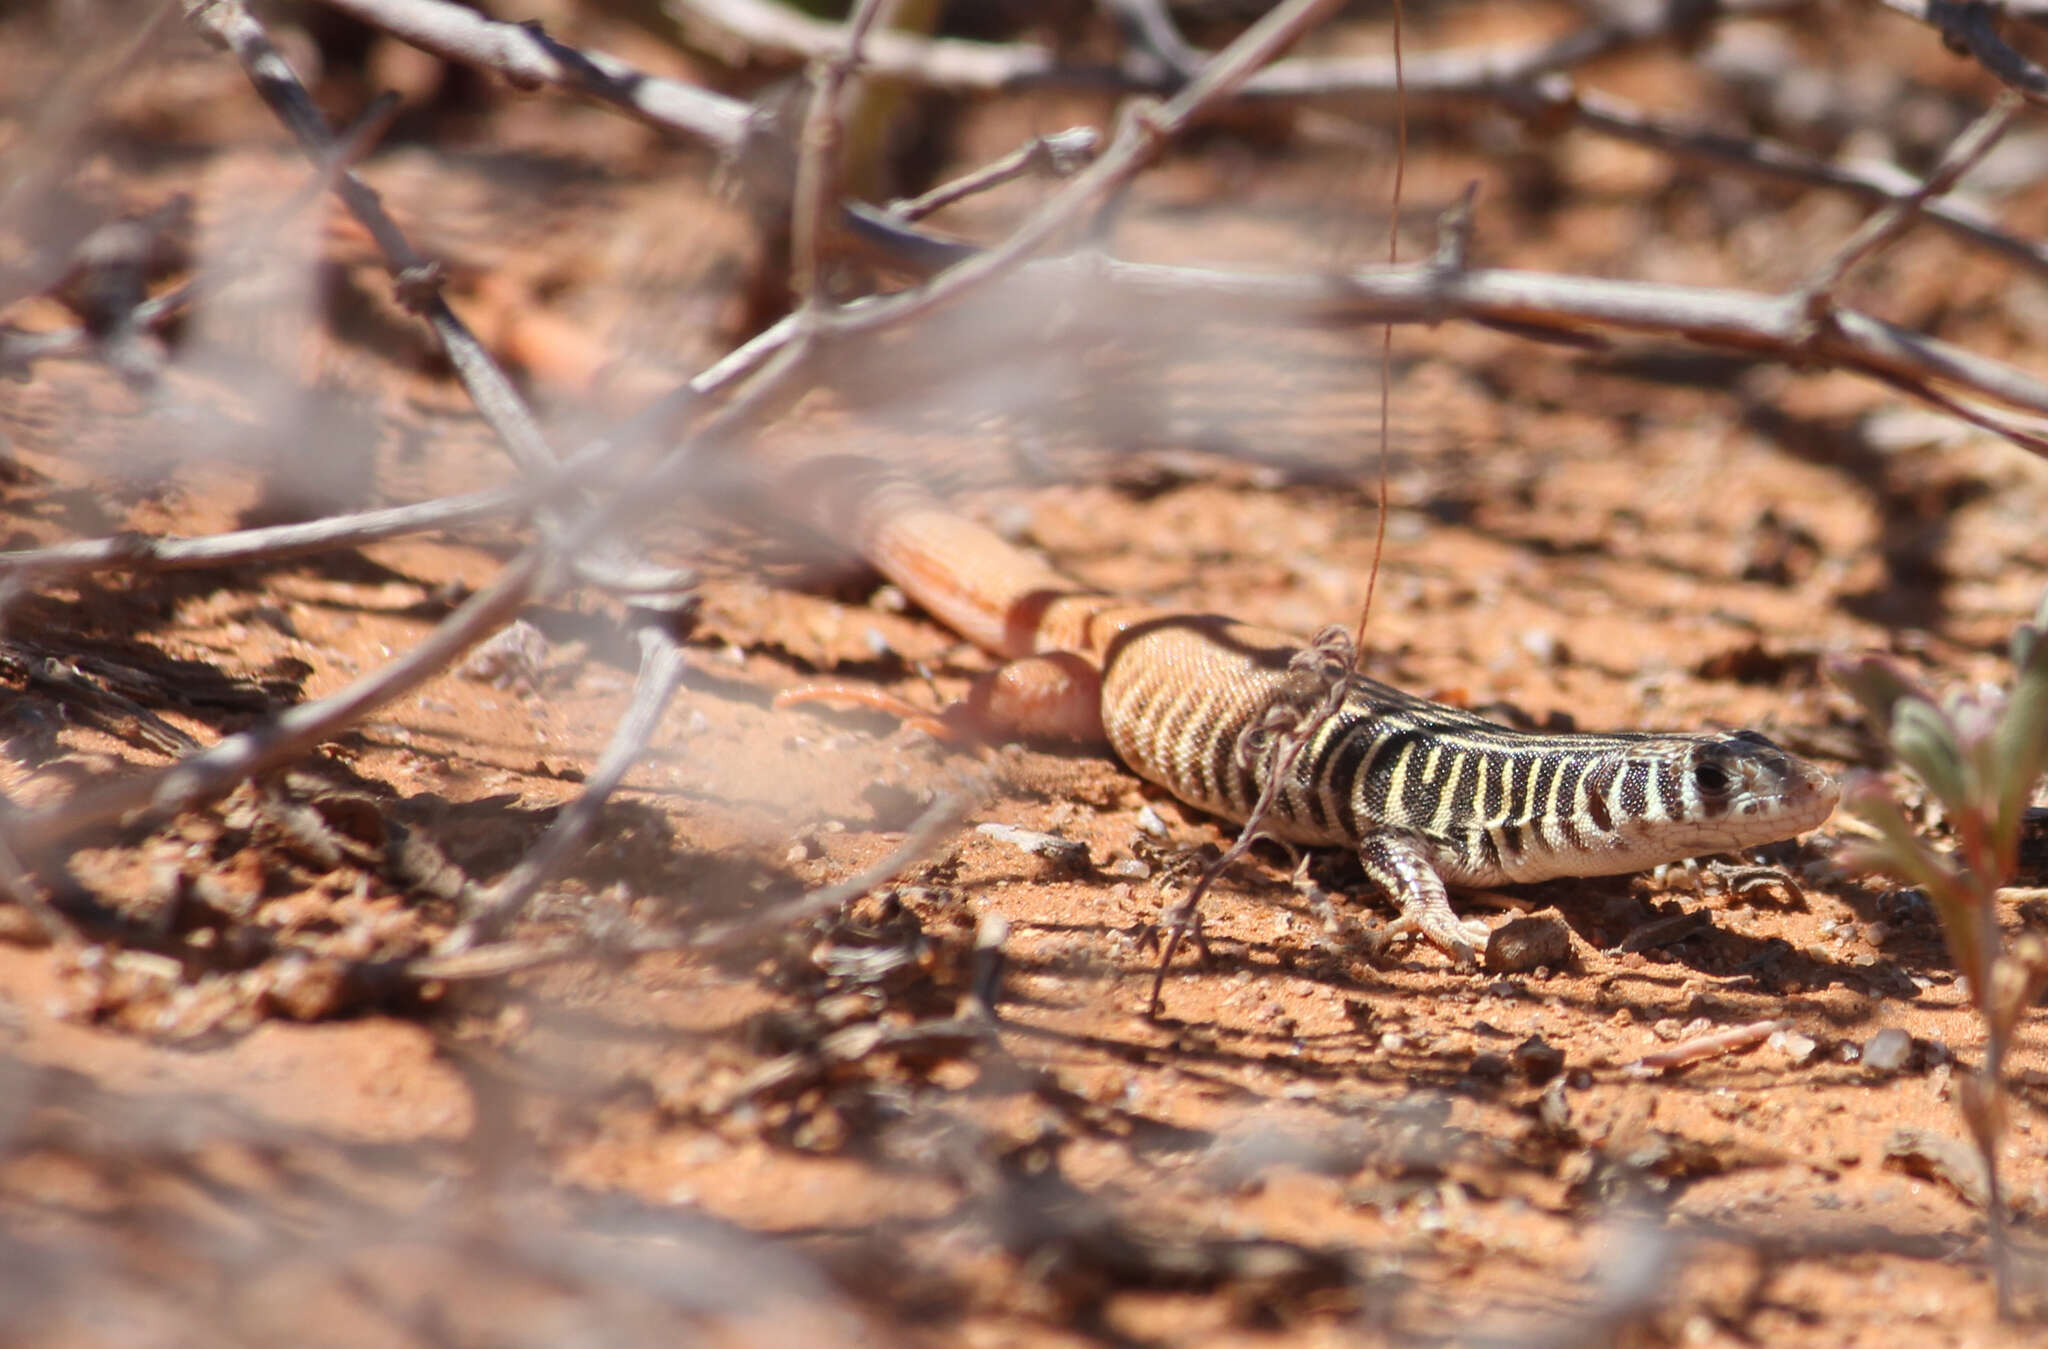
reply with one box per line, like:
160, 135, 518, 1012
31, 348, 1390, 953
801, 0, 1350, 346
0, 545, 548, 845
441, 615, 691, 951
1881, 0, 2048, 106
672, 0, 1073, 91
0, 478, 545, 583
187, 0, 558, 480
887, 127, 1102, 223
966, 252, 2048, 434
1794, 91, 2024, 311
1528, 79, 2048, 287
673, 0, 1803, 97
1860, 367, 2048, 458
1628, 1018, 1788, 1074
789, 0, 892, 306
672, 232, 2048, 457
683, 786, 976, 953
307, 0, 752, 152
189, 0, 696, 602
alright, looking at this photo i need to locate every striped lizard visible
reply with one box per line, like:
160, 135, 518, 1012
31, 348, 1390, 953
783, 457, 1840, 962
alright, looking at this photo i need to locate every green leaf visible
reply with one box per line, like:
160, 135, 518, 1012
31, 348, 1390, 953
2010, 587, 2048, 669
1888, 696, 1973, 823
1828, 653, 1933, 729
1991, 602, 2048, 870
1842, 778, 1966, 900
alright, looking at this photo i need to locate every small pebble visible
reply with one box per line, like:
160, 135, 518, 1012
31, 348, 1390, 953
1484, 914, 1572, 974
1512, 1035, 1566, 1084
1768, 1028, 1820, 1065
1519, 628, 1567, 665
1863, 1026, 1914, 1073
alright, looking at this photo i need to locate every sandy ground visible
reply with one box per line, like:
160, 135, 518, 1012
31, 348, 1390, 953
7, 1, 2048, 1344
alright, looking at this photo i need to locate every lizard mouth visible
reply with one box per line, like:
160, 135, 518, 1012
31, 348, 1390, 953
1767, 756, 1842, 835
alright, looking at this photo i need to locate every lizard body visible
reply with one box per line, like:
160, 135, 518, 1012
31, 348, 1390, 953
793, 458, 1839, 959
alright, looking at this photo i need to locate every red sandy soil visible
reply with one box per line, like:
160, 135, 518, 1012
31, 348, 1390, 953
5, 2, 2048, 1344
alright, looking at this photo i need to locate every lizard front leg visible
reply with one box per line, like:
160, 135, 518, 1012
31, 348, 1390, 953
1358, 830, 1488, 964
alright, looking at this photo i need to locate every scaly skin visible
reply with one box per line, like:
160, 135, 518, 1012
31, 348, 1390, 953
794, 457, 1840, 960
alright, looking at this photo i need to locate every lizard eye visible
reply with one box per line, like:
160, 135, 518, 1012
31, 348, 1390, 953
1692, 760, 1732, 794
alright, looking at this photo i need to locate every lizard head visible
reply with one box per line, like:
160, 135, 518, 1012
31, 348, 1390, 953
1606, 729, 1839, 865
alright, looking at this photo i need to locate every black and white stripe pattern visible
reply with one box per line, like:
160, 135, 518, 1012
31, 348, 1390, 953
1099, 616, 1838, 888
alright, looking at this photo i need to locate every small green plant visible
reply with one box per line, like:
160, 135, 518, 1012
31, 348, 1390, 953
1830, 589, 2048, 1319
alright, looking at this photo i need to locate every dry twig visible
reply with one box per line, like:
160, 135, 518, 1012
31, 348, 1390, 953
787, 0, 891, 306
676, 0, 1800, 98
309, 0, 751, 151
1793, 91, 2025, 314
1627, 1018, 1789, 1075
442, 615, 692, 951
1882, 0, 2048, 105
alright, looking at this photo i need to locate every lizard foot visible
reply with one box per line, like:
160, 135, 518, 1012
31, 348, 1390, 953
1383, 902, 1489, 966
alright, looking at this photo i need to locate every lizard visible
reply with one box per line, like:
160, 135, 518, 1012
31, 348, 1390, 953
779, 455, 1841, 963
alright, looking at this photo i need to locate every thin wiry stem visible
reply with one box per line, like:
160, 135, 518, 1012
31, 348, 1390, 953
677, 0, 1805, 97
308, 0, 752, 151
441, 616, 692, 952
887, 127, 1101, 223
0, 437, 677, 586
1881, 0, 2048, 106
0, 487, 521, 581
964, 253, 2048, 439
1522, 79, 2048, 287
0, 545, 549, 846
187, 0, 558, 480
188, 0, 696, 603
788, 0, 893, 307
1793, 92, 2025, 311
681, 785, 977, 953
